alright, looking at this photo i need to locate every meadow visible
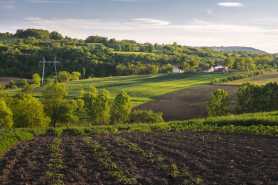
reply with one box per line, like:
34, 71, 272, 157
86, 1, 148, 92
67, 72, 230, 105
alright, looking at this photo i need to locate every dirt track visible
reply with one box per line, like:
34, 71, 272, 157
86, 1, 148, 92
138, 84, 239, 121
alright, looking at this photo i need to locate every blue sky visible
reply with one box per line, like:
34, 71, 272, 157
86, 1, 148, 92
1, 0, 278, 52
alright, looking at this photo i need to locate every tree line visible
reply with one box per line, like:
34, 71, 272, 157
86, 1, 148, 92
0, 81, 163, 129
0, 29, 277, 78
208, 82, 278, 116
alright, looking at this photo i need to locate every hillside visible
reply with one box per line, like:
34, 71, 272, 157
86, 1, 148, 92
208, 46, 267, 54
0, 29, 276, 79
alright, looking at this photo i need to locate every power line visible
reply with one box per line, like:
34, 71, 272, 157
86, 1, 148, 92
40, 57, 60, 85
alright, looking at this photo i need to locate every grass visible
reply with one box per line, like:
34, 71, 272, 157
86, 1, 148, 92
67, 73, 231, 105
0, 128, 47, 157
1, 111, 278, 158
5, 73, 231, 105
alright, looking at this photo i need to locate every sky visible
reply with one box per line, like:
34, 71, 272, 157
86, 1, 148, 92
0, 0, 278, 53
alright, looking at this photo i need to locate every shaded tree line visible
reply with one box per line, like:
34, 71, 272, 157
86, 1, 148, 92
208, 82, 278, 117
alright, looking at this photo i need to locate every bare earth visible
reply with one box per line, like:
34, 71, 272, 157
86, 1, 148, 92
0, 77, 25, 85
138, 85, 239, 121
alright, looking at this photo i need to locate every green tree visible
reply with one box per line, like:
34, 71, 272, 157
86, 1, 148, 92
32, 73, 41, 87
58, 71, 71, 82
95, 89, 111, 125
43, 83, 73, 127
50, 31, 63, 40
0, 99, 13, 128
12, 94, 49, 128
111, 91, 132, 124
208, 89, 230, 116
71, 72, 81, 81
83, 86, 98, 123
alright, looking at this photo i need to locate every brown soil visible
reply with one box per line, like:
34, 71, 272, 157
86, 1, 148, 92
138, 85, 239, 121
121, 131, 278, 185
0, 137, 53, 185
1, 132, 278, 185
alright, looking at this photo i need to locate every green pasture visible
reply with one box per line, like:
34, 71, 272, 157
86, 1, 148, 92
67, 73, 230, 105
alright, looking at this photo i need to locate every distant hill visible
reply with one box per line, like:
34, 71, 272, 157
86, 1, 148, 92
208, 46, 267, 54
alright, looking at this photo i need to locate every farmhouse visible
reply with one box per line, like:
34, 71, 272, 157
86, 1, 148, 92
172, 66, 184, 73
205, 65, 229, 73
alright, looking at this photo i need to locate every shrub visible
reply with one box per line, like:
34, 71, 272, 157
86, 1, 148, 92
0, 100, 13, 128
111, 91, 132, 124
7, 79, 29, 89
208, 89, 230, 116
58, 71, 71, 82
94, 89, 111, 125
70, 72, 81, 81
61, 128, 83, 136
129, 110, 164, 124
32, 73, 41, 87
12, 94, 50, 128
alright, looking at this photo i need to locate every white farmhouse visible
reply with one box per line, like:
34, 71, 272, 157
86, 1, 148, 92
205, 65, 229, 73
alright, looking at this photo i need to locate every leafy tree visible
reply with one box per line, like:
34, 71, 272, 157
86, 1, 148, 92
86, 36, 108, 44
83, 86, 98, 123
95, 89, 111, 125
32, 73, 41, 87
15, 29, 50, 39
58, 71, 71, 82
236, 82, 278, 113
208, 89, 230, 116
12, 94, 49, 128
54, 99, 78, 126
43, 83, 72, 127
0, 99, 13, 128
111, 91, 132, 124
50, 31, 63, 40
71, 71, 81, 81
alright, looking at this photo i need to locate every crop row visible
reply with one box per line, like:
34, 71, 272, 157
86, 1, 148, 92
46, 138, 64, 185
84, 137, 137, 185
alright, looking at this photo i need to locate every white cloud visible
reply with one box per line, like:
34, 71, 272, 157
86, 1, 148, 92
1, 17, 278, 53
131, 18, 170, 26
217, 2, 244, 8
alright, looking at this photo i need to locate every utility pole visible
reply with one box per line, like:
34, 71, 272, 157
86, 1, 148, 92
40, 57, 60, 86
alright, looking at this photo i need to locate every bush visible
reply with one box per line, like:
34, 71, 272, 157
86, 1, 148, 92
129, 110, 164, 124
32, 73, 41, 87
12, 94, 50, 128
94, 90, 111, 125
58, 71, 71, 82
0, 100, 13, 128
208, 89, 230, 116
7, 79, 29, 89
111, 91, 132, 124
61, 128, 83, 136
70, 72, 81, 81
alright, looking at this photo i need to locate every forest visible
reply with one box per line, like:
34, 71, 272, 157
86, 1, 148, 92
0, 28, 277, 78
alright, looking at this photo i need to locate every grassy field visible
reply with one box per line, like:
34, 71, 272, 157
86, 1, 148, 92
67, 73, 230, 105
